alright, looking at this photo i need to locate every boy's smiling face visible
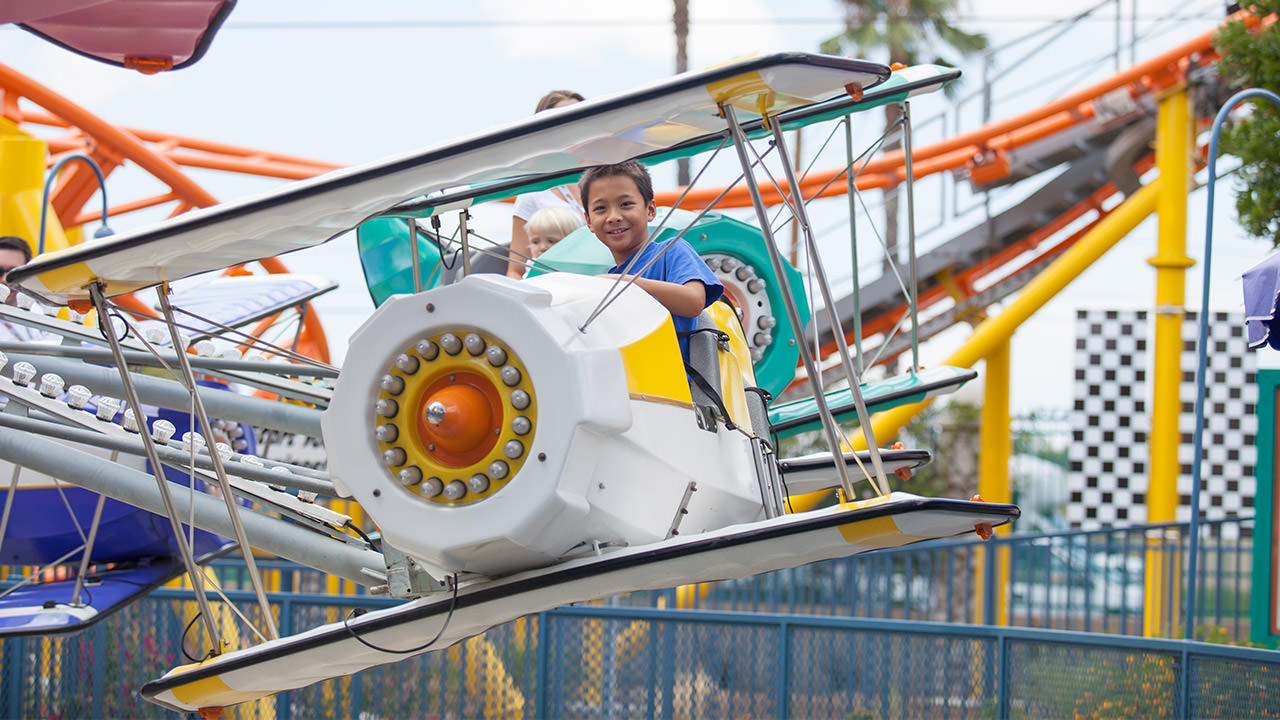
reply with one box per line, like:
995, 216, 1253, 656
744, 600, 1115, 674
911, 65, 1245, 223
585, 174, 656, 265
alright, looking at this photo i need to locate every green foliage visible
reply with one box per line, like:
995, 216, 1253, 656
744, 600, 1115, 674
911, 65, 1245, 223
1214, 2, 1280, 245
820, 0, 987, 67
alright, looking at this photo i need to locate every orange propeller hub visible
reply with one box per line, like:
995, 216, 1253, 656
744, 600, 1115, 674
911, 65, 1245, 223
416, 373, 501, 466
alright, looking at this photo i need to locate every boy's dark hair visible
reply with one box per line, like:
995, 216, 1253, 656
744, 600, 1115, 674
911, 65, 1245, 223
0, 236, 32, 262
535, 90, 584, 113
579, 161, 654, 208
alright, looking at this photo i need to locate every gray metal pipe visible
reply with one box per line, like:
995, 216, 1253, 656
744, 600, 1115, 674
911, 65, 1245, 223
0, 412, 336, 496
0, 342, 339, 378
7, 353, 323, 437
0, 425, 383, 587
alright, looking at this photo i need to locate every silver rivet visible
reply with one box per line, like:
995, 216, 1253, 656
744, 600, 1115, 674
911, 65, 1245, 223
753, 333, 773, 347
512, 416, 531, 435
757, 315, 776, 329
747, 278, 765, 293
443, 480, 466, 500
382, 447, 406, 466
486, 345, 507, 366
467, 474, 490, 494
425, 401, 446, 425
380, 375, 405, 395
422, 477, 443, 497
500, 366, 522, 387
735, 266, 751, 281
488, 460, 509, 479
397, 466, 423, 486
376, 398, 399, 418
375, 424, 399, 442
464, 333, 486, 356
503, 439, 524, 459
439, 333, 462, 355
416, 340, 438, 361
511, 390, 530, 410
395, 354, 420, 374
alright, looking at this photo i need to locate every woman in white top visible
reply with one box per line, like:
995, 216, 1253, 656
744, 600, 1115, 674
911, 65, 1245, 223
507, 90, 586, 279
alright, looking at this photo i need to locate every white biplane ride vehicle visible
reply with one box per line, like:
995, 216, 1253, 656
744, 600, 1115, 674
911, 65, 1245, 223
2, 52, 1017, 712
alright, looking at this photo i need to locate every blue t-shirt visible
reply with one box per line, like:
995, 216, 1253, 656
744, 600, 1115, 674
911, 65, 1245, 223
608, 238, 724, 359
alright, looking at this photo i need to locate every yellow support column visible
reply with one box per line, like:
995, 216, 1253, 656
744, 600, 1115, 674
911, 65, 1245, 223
787, 179, 1160, 514
0, 127, 70, 252
974, 340, 1012, 625
1145, 85, 1194, 638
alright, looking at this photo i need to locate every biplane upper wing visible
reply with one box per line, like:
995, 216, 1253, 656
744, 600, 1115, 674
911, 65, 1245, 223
10, 54, 894, 304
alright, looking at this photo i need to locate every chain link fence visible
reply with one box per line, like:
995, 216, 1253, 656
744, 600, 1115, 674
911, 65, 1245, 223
1, 591, 1278, 719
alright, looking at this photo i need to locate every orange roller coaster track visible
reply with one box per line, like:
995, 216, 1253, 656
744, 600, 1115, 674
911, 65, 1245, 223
0, 17, 1249, 371
0, 63, 334, 362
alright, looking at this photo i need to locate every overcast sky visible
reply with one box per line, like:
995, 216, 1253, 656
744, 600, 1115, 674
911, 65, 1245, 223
2, 0, 1265, 414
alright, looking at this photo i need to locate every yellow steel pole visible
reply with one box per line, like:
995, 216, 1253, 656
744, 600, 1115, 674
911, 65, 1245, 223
788, 179, 1161, 513
974, 340, 1012, 625
868, 179, 1161, 446
1145, 85, 1194, 638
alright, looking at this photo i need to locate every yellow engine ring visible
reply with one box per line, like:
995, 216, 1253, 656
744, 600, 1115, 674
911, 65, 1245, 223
373, 330, 537, 506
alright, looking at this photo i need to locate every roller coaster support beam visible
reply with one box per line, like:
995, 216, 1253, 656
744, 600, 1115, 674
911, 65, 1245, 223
786, 180, 1161, 514
975, 339, 1012, 626
1146, 84, 1195, 638
849, 181, 1162, 450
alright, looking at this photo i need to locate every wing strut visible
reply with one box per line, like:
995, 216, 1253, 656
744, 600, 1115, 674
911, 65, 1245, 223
156, 284, 279, 641
88, 282, 224, 650
720, 103, 864, 500
766, 115, 890, 496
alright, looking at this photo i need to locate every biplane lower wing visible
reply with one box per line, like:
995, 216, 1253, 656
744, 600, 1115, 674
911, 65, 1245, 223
142, 494, 1017, 712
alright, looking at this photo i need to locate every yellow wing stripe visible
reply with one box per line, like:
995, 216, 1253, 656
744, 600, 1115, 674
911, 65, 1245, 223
703, 64, 811, 116
618, 316, 691, 404
166, 671, 260, 708
34, 260, 96, 295
837, 514, 926, 547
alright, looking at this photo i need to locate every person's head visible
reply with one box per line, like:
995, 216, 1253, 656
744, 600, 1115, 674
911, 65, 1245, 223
525, 206, 583, 259
580, 161, 656, 264
535, 90, 584, 113
0, 236, 31, 306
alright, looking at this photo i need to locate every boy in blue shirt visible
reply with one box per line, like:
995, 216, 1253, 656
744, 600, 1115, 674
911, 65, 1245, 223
579, 161, 724, 355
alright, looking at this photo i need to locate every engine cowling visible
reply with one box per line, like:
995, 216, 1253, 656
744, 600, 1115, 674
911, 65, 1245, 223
323, 273, 763, 577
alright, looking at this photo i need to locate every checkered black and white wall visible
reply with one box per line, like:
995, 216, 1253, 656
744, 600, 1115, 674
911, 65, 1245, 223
1067, 309, 1257, 531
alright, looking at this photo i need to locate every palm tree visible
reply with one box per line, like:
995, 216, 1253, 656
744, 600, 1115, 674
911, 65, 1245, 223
820, 0, 987, 279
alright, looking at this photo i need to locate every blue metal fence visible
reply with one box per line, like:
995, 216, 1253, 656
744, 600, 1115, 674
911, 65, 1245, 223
644, 516, 1254, 641
1, 592, 1278, 719
208, 516, 1254, 642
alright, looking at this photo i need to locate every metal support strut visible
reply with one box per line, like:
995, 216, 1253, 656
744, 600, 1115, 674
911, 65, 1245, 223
157, 285, 280, 640
720, 103, 857, 501
88, 283, 223, 651
769, 116, 890, 496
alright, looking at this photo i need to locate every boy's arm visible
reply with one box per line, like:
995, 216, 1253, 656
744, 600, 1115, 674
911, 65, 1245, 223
607, 275, 708, 318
